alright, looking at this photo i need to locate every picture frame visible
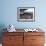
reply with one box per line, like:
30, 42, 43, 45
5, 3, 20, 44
17, 7, 35, 22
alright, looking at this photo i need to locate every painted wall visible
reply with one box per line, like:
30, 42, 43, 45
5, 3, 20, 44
0, 0, 46, 31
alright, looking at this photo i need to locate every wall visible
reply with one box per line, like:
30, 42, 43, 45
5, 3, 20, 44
0, 0, 46, 30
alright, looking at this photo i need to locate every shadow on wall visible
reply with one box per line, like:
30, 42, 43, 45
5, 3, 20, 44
0, 24, 7, 43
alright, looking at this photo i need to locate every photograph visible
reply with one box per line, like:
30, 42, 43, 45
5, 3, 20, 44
17, 7, 35, 22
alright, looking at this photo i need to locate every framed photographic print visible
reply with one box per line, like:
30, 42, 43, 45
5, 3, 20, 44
17, 7, 35, 22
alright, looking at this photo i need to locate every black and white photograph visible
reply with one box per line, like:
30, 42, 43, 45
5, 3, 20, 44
17, 7, 35, 22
